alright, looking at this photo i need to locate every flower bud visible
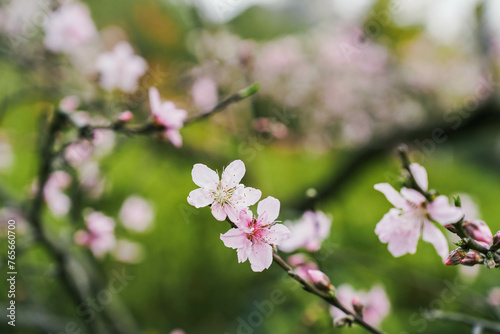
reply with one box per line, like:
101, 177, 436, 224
444, 224, 457, 234
461, 251, 482, 266
445, 249, 466, 266
352, 297, 365, 317
463, 220, 493, 245
306, 269, 331, 292
118, 110, 133, 122
334, 315, 354, 328
491, 231, 500, 252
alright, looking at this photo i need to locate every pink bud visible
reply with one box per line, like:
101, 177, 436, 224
306, 269, 331, 291
444, 224, 457, 234
463, 220, 493, 245
445, 249, 465, 266
491, 231, 500, 252
461, 251, 482, 266
352, 297, 365, 317
118, 110, 133, 122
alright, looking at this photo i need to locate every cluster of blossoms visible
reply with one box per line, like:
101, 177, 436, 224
187, 159, 290, 271
74, 195, 154, 263
375, 159, 500, 269
187, 160, 391, 329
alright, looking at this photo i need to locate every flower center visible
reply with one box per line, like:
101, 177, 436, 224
212, 182, 234, 205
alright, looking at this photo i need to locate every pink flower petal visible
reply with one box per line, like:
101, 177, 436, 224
427, 196, 464, 225
221, 160, 245, 189
238, 187, 262, 207
257, 196, 280, 224
264, 224, 291, 246
374, 183, 409, 210
400, 187, 426, 206
149, 87, 161, 116
220, 228, 249, 249
409, 163, 428, 191
187, 188, 214, 208
248, 241, 273, 272
422, 220, 449, 261
211, 202, 226, 221
224, 204, 240, 223
191, 163, 219, 189
166, 129, 182, 147
237, 239, 252, 263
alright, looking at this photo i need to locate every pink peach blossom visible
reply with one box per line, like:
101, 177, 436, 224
220, 197, 290, 272
75, 211, 116, 257
279, 210, 332, 252
187, 160, 261, 221
59, 96, 80, 112
44, 171, 71, 217
331, 285, 390, 327
113, 239, 144, 263
96, 42, 147, 93
488, 287, 500, 307
119, 196, 154, 232
192, 77, 218, 113
149, 87, 187, 147
44, 3, 97, 53
118, 111, 133, 122
374, 163, 463, 260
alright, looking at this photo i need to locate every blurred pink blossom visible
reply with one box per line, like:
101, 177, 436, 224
118, 111, 133, 122
187, 160, 261, 221
44, 171, 71, 217
220, 197, 290, 272
170, 330, 185, 334
75, 211, 116, 257
279, 211, 332, 252
78, 161, 105, 198
330, 285, 390, 327
149, 87, 187, 147
119, 196, 154, 232
192, 77, 218, 113
44, 3, 97, 53
96, 41, 148, 93
488, 287, 500, 307
375, 163, 463, 260
59, 96, 80, 112
288, 254, 319, 282
113, 240, 144, 263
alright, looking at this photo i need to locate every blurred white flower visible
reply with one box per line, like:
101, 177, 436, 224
96, 41, 148, 93
119, 196, 154, 232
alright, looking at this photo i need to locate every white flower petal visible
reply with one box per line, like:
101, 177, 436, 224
191, 163, 219, 189
427, 196, 464, 225
409, 163, 428, 192
248, 242, 273, 272
211, 202, 226, 221
374, 183, 409, 210
221, 160, 245, 189
187, 188, 213, 208
422, 220, 449, 261
257, 196, 280, 224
